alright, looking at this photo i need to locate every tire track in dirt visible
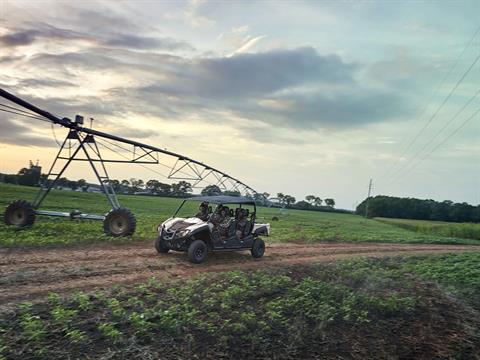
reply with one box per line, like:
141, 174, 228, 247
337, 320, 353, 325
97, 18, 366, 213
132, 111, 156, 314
1, 241, 479, 305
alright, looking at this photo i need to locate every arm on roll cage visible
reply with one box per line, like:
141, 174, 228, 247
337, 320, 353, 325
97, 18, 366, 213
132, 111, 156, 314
0, 87, 261, 236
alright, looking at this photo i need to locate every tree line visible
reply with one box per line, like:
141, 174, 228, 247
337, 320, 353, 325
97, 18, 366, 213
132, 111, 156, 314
356, 195, 480, 223
1, 162, 340, 211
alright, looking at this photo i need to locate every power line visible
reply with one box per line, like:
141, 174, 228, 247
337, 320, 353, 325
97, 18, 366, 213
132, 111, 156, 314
379, 25, 480, 181
0, 106, 51, 122
383, 51, 480, 184
389, 107, 480, 185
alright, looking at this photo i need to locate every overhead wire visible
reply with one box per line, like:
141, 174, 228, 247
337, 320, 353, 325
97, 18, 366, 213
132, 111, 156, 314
388, 107, 480, 185
382, 51, 480, 184
379, 25, 480, 183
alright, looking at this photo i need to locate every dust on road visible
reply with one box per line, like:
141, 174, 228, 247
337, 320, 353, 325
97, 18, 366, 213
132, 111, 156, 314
1, 241, 479, 305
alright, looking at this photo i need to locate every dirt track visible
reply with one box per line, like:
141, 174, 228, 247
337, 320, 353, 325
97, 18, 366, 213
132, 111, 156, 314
1, 241, 479, 305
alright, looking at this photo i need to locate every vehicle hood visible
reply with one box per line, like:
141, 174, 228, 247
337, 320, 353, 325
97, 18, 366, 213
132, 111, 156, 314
160, 217, 207, 233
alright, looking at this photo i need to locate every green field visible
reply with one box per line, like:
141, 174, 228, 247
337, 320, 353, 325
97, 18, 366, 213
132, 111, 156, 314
1, 253, 479, 359
1, 183, 480, 247
376, 217, 480, 240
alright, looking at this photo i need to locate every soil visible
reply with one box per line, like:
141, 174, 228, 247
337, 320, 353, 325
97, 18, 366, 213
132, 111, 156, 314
1, 241, 479, 306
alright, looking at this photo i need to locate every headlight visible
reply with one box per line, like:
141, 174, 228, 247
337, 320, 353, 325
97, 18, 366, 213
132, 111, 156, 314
177, 229, 190, 238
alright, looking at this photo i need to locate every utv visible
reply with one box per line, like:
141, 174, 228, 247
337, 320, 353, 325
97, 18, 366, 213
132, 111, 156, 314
155, 195, 270, 263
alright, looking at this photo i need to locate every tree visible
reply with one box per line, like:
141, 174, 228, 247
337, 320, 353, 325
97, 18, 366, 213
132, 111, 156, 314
110, 179, 121, 193
171, 181, 192, 197
277, 193, 285, 206
305, 195, 316, 204
121, 179, 131, 194
77, 179, 87, 191
130, 178, 144, 193
314, 197, 323, 207
17, 160, 41, 187
324, 198, 335, 207
284, 195, 296, 208
201, 185, 222, 196
295, 200, 311, 210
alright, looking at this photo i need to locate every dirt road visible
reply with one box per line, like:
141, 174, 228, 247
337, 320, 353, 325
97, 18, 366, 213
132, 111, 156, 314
1, 241, 479, 305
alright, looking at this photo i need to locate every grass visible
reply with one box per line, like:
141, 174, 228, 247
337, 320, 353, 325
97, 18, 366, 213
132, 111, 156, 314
1, 253, 479, 359
376, 217, 480, 241
1, 183, 480, 247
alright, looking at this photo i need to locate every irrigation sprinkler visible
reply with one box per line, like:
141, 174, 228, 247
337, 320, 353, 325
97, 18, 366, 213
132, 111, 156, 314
0, 88, 258, 236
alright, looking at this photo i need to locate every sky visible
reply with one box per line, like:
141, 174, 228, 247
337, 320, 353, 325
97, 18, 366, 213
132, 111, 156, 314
0, 0, 479, 209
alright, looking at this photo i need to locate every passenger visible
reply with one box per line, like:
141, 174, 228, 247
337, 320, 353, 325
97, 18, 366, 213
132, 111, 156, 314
218, 207, 232, 238
210, 205, 224, 226
236, 208, 247, 239
195, 202, 209, 221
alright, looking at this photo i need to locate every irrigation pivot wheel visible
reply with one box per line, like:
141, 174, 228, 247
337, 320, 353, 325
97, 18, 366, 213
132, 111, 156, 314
103, 208, 136, 237
4, 200, 36, 227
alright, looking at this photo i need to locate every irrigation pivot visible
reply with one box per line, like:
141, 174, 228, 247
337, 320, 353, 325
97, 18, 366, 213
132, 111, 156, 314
0, 88, 258, 236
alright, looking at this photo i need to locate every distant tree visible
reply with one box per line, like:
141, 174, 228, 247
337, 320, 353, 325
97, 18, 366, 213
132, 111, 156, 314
324, 198, 335, 208
314, 197, 323, 207
305, 195, 316, 204
17, 160, 41, 187
77, 179, 87, 191
121, 179, 131, 194
110, 179, 121, 193
284, 195, 296, 208
295, 200, 311, 210
171, 181, 192, 197
201, 185, 222, 196
262, 192, 270, 199
130, 178, 144, 193
277, 193, 285, 206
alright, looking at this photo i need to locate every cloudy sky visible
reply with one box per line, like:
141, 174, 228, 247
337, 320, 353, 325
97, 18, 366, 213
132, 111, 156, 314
0, 0, 479, 208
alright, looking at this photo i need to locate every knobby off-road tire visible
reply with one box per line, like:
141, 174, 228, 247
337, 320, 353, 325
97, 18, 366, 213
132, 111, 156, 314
4, 200, 36, 227
188, 239, 207, 264
103, 208, 136, 237
155, 235, 170, 253
251, 238, 265, 259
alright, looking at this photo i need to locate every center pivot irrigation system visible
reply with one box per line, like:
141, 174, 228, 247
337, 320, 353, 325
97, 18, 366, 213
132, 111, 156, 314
0, 88, 258, 237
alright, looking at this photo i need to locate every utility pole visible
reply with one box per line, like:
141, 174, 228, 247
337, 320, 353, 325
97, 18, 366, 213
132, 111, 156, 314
365, 179, 373, 218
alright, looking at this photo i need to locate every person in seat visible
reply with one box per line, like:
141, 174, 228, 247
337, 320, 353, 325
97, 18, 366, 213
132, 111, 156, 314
210, 205, 224, 226
236, 208, 247, 239
218, 206, 232, 239
195, 202, 209, 221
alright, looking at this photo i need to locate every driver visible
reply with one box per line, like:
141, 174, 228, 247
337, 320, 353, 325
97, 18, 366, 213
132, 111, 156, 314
195, 201, 209, 221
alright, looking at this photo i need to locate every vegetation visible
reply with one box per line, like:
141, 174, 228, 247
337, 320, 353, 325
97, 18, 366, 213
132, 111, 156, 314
357, 195, 480, 223
1, 253, 479, 359
377, 217, 480, 241
1, 183, 480, 247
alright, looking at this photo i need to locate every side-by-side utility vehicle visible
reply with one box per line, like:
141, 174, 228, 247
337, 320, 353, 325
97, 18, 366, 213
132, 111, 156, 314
155, 195, 270, 263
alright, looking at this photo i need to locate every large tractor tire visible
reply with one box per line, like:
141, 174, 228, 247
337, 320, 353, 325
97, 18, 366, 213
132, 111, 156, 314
4, 200, 36, 227
103, 208, 136, 237
188, 239, 207, 264
251, 238, 265, 259
155, 235, 170, 253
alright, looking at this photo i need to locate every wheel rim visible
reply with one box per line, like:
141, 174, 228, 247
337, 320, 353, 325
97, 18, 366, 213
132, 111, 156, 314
195, 246, 204, 260
257, 242, 265, 255
9, 208, 26, 226
110, 215, 126, 235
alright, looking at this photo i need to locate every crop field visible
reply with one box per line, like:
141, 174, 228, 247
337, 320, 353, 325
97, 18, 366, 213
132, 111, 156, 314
1, 183, 480, 247
1, 253, 479, 359
376, 217, 480, 241
2, 183, 480, 359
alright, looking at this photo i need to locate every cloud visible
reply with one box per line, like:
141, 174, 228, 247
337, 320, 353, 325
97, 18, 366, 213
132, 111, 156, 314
0, 117, 55, 147
0, 23, 194, 51
1, 44, 410, 146
229, 35, 266, 56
